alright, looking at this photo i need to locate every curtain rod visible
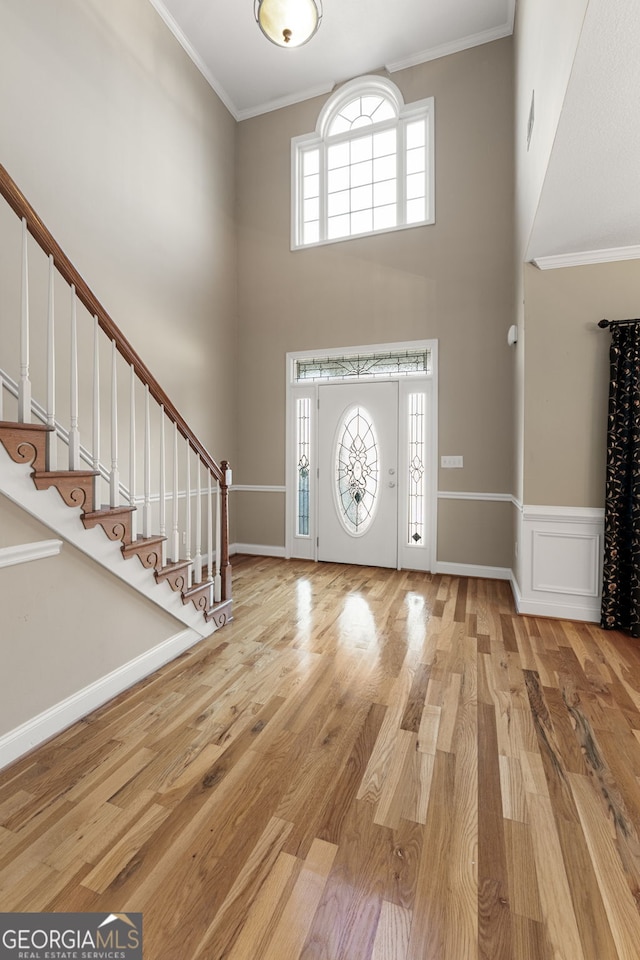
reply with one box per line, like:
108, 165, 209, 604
598, 318, 640, 328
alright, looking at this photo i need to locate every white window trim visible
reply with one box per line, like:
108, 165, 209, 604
285, 339, 438, 572
291, 76, 435, 251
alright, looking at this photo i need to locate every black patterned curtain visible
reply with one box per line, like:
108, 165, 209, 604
601, 322, 640, 636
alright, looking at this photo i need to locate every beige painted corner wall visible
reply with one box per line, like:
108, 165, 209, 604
0, 493, 182, 736
512, 0, 589, 512
236, 39, 515, 565
0, 0, 238, 464
438, 499, 513, 568
232, 491, 285, 551
523, 259, 640, 507
514, 0, 589, 257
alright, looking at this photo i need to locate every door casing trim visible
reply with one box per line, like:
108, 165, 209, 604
285, 339, 438, 571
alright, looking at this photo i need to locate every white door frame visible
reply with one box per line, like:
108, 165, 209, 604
285, 339, 438, 571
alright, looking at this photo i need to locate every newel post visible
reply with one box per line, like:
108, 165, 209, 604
220, 460, 232, 602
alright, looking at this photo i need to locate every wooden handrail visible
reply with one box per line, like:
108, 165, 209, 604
0, 163, 224, 484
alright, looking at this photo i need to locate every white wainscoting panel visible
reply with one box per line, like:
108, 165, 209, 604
514, 505, 604, 621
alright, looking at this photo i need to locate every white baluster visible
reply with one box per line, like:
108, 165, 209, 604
194, 457, 203, 585
207, 471, 214, 608
129, 365, 137, 540
143, 384, 152, 538
185, 439, 192, 587
159, 406, 167, 566
0, 370, 3, 419
45, 255, 56, 470
110, 340, 119, 506
92, 316, 100, 506
69, 285, 80, 469
172, 421, 180, 563
214, 478, 222, 602
18, 218, 31, 423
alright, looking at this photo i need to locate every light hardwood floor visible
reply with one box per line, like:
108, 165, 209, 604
2, 556, 640, 959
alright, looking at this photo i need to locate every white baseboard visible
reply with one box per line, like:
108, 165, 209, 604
231, 542, 287, 559
0, 627, 203, 772
434, 561, 511, 580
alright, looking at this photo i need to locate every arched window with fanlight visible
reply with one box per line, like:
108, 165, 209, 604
291, 76, 434, 249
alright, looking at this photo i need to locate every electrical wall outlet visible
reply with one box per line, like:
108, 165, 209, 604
441, 455, 463, 468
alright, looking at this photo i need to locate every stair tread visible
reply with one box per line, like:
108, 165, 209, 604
125, 534, 167, 546
34, 469, 99, 478
84, 504, 136, 518
182, 579, 214, 599
158, 558, 191, 572
0, 421, 54, 432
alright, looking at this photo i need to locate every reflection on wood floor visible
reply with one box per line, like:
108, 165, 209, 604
2, 555, 640, 958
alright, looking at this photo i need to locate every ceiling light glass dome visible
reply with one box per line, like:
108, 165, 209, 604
254, 0, 323, 48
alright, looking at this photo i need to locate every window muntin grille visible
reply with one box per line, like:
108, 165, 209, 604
295, 349, 430, 383
296, 397, 311, 537
294, 81, 433, 249
335, 406, 379, 535
408, 392, 426, 546
327, 95, 396, 135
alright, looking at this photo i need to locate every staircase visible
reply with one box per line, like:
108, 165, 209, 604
0, 164, 232, 635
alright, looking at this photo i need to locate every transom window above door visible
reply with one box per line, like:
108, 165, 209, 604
291, 76, 435, 250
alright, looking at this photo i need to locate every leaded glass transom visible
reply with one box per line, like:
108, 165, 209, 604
295, 348, 430, 382
335, 406, 379, 535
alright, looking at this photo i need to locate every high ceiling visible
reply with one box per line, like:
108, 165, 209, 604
528, 0, 640, 263
148, 0, 516, 119
146, 0, 640, 262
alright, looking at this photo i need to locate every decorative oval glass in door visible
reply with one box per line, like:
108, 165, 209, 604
334, 405, 380, 535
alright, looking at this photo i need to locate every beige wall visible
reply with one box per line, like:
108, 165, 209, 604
236, 39, 515, 565
522, 259, 640, 506
0, 0, 237, 738
0, 0, 238, 463
514, 0, 589, 257
438, 499, 513, 568
512, 0, 589, 516
0, 494, 182, 735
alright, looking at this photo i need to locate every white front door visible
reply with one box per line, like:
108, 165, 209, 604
318, 380, 398, 568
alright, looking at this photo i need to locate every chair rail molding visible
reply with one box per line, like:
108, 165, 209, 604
514, 504, 604, 621
0, 539, 62, 568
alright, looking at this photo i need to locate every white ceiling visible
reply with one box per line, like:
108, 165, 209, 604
147, 0, 639, 263
148, 0, 516, 119
528, 0, 640, 263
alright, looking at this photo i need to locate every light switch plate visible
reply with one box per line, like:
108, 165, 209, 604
441, 455, 463, 468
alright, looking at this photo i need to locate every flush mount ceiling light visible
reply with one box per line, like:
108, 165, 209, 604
254, 0, 323, 48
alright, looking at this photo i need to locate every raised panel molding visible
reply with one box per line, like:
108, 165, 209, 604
531, 530, 601, 597
514, 505, 604, 621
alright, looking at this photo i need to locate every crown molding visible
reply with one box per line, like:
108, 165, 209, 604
148, 0, 516, 122
386, 21, 514, 74
531, 245, 640, 270
237, 82, 334, 122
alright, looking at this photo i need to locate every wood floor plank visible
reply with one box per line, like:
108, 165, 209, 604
2, 557, 640, 959
259, 838, 338, 960
569, 772, 640, 960
526, 793, 585, 960
370, 900, 412, 960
